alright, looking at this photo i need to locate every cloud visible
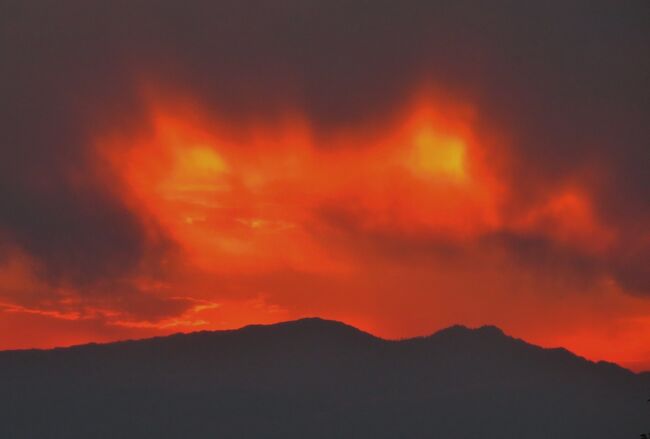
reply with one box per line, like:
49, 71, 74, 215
0, 0, 648, 364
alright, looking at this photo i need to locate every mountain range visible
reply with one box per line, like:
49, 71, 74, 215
1, 318, 648, 438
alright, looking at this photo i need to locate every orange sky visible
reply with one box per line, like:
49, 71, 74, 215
0, 85, 648, 372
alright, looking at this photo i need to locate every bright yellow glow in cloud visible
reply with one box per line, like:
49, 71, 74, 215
410, 127, 467, 181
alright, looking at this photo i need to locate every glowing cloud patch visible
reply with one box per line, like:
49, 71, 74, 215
409, 127, 467, 181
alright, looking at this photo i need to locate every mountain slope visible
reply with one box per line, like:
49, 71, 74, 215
0, 318, 648, 438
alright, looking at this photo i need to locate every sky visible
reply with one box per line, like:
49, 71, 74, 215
0, 0, 649, 370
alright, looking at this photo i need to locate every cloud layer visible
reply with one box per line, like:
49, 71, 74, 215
0, 0, 648, 368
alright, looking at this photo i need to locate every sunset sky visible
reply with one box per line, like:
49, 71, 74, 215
1, 1, 648, 371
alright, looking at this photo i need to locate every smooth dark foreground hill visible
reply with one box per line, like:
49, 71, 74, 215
0, 318, 648, 438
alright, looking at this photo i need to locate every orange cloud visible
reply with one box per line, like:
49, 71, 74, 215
103, 88, 509, 275
0, 84, 646, 372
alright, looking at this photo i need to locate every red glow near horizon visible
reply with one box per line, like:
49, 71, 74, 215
0, 86, 648, 372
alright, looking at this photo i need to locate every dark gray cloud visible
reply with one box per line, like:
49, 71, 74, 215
0, 0, 647, 292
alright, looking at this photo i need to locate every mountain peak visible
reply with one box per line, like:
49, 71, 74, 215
475, 324, 506, 336
234, 317, 379, 344
241, 317, 368, 333
431, 323, 507, 339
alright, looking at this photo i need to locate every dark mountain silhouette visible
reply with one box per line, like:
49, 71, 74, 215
1, 318, 648, 438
